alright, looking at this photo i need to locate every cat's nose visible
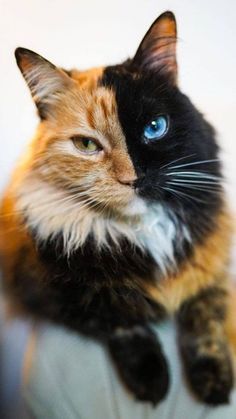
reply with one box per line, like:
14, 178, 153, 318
118, 174, 146, 188
118, 175, 138, 187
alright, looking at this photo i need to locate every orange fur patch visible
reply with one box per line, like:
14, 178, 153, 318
144, 209, 233, 313
3, 67, 138, 217
68, 67, 104, 90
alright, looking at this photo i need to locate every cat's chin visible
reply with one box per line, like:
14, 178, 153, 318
122, 197, 148, 217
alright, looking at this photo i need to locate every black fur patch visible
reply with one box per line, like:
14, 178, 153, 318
10, 236, 166, 338
100, 63, 223, 245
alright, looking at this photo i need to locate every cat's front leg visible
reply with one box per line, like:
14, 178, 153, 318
108, 324, 169, 405
177, 287, 234, 405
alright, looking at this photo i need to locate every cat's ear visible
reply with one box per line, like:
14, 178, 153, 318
132, 11, 177, 83
15, 48, 72, 119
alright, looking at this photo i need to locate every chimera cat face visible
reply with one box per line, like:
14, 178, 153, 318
13, 11, 222, 253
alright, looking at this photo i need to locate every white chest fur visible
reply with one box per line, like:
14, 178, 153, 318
135, 205, 191, 273
15, 181, 191, 273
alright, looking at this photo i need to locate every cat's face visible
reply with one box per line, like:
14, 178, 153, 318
18, 67, 141, 215
14, 11, 222, 254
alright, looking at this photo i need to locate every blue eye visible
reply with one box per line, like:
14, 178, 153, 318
143, 116, 169, 142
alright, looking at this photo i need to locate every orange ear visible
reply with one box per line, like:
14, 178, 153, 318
15, 48, 72, 119
133, 11, 177, 83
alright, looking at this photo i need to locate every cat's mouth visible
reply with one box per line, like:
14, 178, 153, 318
81, 185, 147, 218
110, 181, 148, 217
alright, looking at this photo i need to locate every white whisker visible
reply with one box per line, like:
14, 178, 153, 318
163, 186, 208, 204
167, 179, 221, 186
160, 186, 183, 206
165, 171, 222, 181
169, 159, 220, 170
166, 181, 221, 193
159, 154, 196, 170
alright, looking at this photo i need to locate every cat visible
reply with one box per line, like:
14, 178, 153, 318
0, 11, 235, 405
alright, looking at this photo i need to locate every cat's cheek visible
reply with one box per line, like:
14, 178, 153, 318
114, 187, 141, 213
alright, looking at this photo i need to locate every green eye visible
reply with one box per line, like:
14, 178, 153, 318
72, 137, 101, 154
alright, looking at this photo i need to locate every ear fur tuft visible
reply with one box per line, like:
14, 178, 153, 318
15, 48, 72, 119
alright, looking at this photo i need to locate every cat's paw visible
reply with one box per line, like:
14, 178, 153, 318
108, 326, 169, 405
120, 346, 169, 405
187, 354, 234, 405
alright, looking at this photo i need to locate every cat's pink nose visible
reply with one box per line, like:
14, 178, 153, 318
118, 175, 138, 187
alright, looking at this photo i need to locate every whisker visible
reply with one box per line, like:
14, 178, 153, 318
20, 194, 101, 216
163, 186, 208, 204
166, 181, 222, 193
0, 185, 125, 220
160, 186, 183, 207
167, 179, 221, 186
0, 199, 90, 220
169, 159, 220, 170
165, 171, 222, 181
162, 186, 195, 204
159, 154, 196, 170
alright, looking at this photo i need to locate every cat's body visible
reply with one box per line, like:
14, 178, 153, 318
0, 11, 235, 405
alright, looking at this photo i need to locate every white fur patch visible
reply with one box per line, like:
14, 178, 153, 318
136, 206, 191, 273
123, 196, 148, 216
15, 180, 191, 273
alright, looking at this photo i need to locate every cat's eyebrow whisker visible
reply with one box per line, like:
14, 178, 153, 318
159, 153, 196, 170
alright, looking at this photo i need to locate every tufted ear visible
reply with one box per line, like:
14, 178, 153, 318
132, 11, 177, 83
15, 48, 73, 119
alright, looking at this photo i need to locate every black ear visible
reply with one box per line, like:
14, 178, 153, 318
15, 48, 72, 119
132, 11, 177, 83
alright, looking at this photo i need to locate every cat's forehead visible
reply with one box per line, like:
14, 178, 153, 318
67, 67, 104, 90
50, 64, 166, 149
46, 66, 129, 151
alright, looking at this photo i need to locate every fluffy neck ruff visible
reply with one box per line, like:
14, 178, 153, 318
15, 180, 191, 274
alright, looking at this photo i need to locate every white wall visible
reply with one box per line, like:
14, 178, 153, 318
1, 0, 236, 209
